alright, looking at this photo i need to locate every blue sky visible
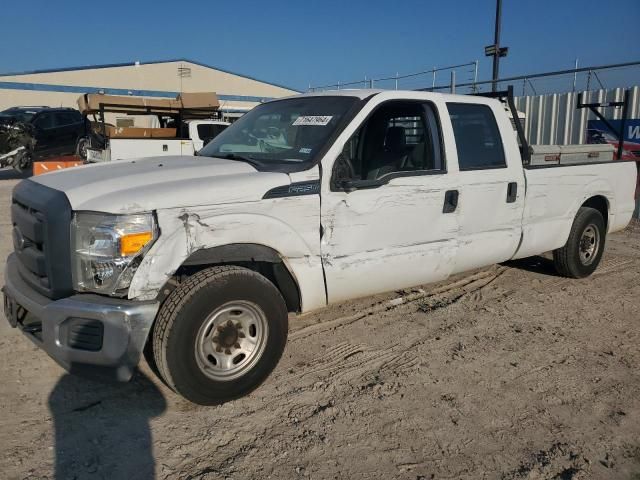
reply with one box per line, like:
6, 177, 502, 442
1, 0, 638, 91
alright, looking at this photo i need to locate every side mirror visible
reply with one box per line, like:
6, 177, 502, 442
330, 153, 356, 191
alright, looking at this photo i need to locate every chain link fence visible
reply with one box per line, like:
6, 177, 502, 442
427, 61, 640, 95
308, 62, 479, 92
309, 61, 640, 96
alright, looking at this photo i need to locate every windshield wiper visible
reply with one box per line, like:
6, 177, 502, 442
217, 153, 263, 170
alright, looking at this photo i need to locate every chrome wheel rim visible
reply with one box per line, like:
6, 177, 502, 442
579, 224, 600, 266
195, 301, 268, 381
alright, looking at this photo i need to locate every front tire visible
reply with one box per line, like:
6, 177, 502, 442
13, 151, 32, 174
151, 266, 288, 405
553, 207, 606, 278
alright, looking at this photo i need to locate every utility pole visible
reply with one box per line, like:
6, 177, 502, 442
492, 0, 502, 90
485, 0, 508, 92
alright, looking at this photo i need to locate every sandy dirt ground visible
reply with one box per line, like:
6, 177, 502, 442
0, 168, 639, 480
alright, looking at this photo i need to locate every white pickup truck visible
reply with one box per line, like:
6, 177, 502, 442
3, 89, 637, 405
85, 119, 230, 162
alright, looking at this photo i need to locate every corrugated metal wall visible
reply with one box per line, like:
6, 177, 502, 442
514, 86, 640, 219
514, 86, 640, 145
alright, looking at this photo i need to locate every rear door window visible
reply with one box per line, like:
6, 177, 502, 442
447, 103, 506, 170
33, 113, 54, 129
55, 112, 79, 126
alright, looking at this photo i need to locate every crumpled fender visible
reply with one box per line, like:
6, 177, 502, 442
128, 201, 326, 312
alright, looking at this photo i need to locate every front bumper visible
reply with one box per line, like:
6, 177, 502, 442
3, 254, 159, 381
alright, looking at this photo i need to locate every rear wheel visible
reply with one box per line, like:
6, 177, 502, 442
151, 266, 288, 405
553, 207, 606, 278
76, 137, 89, 160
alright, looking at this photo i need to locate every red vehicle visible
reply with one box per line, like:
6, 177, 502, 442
587, 128, 640, 199
587, 128, 640, 160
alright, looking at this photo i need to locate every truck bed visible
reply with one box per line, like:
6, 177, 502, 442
513, 159, 638, 259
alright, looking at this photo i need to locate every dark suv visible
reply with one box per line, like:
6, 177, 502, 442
0, 106, 86, 170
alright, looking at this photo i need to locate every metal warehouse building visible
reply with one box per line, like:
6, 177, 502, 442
0, 59, 299, 124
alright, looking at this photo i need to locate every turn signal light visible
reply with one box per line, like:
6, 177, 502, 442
120, 232, 153, 256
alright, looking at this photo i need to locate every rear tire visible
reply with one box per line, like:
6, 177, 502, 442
76, 137, 89, 160
151, 266, 288, 405
553, 207, 606, 278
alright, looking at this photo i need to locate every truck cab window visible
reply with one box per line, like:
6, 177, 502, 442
447, 103, 506, 170
340, 101, 443, 181
197, 123, 227, 142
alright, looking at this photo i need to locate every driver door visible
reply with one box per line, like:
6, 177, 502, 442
320, 99, 460, 303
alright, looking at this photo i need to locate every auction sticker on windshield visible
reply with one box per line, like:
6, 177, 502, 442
293, 116, 333, 126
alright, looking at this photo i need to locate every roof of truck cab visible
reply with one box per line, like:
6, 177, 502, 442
293, 89, 385, 99
273, 89, 499, 105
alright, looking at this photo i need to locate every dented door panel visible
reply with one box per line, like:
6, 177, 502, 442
320, 174, 459, 304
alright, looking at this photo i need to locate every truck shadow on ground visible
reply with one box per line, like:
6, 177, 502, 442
502, 255, 561, 277
48, 370, 166, 480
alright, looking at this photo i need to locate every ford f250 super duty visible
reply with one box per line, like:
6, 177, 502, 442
3, 88, 637, 405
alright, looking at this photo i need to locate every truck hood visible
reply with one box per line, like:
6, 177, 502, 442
32, 156, 291, 213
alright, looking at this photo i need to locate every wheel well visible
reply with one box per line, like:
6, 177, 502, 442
168, 244, 302, 313
581, 196, 609, 230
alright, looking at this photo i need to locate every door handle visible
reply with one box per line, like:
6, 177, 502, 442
506, 182, 518, 203
443, 190, 459, 213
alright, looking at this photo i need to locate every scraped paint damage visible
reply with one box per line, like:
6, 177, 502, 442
129, 194, 328, 312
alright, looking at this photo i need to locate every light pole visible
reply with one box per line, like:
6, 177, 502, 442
492, 0, 502, 91
485, 0, 508, 92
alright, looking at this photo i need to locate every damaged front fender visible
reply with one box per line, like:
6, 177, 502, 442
127, 200, 327, 312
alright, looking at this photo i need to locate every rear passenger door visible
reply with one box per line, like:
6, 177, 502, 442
32, 112, 58, 159
54, 111, 83, 155
321, 100, 460, 303
446, 102, 525, 273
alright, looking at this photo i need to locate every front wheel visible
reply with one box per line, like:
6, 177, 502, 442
12, 150, 32, 174
151, 266, 288, 405
553, 206, 606, 278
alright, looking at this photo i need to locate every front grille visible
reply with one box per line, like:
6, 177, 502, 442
11, 180, 73, 299
11, 200, 49, 290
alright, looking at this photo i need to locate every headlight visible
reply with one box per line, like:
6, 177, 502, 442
71, 212, 158, 295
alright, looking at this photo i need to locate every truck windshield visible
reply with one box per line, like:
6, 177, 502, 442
198, 96, 360, 169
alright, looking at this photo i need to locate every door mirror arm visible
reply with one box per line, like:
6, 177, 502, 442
340, 179, 357, 193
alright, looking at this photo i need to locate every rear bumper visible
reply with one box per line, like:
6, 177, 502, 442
3, 253, 159, 381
